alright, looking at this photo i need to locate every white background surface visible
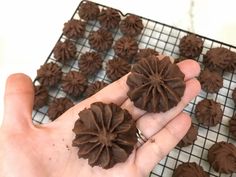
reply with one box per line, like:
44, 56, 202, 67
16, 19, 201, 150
0, 0, 236, 125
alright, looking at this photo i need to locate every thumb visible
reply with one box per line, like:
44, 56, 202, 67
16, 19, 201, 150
2, 73, 34, 131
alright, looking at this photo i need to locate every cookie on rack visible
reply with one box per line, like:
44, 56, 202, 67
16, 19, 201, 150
63, 19, 86, 40
53, 39, 77, 64
120, 14, 144, 37
179, 34, 203, 59
33, 85, 49, 109
88, 28, 113, 52
98, 8, 121, 29
173, 162, 209, 177
48, 97, 74, 121
106, 57, 131, 81
113, 36, 138, 61
78, 1, 100, 21
208, 141, 236, 174
203, 47, 232, 72
229, 114, 236, 138
78, 51, 102, 76
225, 50, 236, 72
133, 48, 159, 63
195, 99, 223, 126
36, 62, 62, 87
61, 71, 87, 98
177, 123, 198, 148
198, 68, 223, 93
232, 87, 236, 104
84, 81, 108, 98
174, 56, 187, 64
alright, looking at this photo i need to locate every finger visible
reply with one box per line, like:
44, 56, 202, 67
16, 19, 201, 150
136, 78, 200, 138
135, 112, 191, 176
121, 60, 200, 119
2, 73, 34, 131
177, 59, 200, 81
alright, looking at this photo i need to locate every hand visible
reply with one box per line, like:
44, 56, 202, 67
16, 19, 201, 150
0, 60, 200, 177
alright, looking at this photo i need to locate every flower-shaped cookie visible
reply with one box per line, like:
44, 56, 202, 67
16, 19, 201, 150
72, 102, 137, 169
127, 56, 186, 113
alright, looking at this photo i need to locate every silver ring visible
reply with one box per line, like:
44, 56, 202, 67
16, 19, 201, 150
137, 129, 148, 147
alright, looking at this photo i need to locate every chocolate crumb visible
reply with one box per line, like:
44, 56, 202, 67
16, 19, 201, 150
150, 139, 155, 143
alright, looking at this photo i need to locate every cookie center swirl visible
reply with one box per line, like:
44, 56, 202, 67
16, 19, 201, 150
128, 17, 136, 24
149, 74, 164, 86
98, 130, 117, 146
45, 70, 52, 77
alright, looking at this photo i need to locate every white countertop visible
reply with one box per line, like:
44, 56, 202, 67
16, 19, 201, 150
0, 0, 236, 125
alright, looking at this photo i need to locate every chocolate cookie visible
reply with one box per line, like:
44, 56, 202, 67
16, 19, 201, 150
33, 85, 49, 109
195, 99, 223, 126
179, 34, 203, 58
84, 81, 108, 98
61, 71, 87, 97
198, 69, 223, 93
78, 52, 102, 76
53, 40, 77, 63
120, 14, 144, 37
173, 162, 209, 177
133, 48, 159, 63
88, 29, 113, 51
208, 141, 236, 174
106, 57, 131, 81
177, 124, 198, 148
72, 102, 137, 169
78, 1, 100, 21
37, 62, 62, 87
113, 36, 138, 60
63, 19, 86, 40
229, 114, 236, 138
232, 88, 236, 105
98, 8, 121, 29
48, 97, 74, 121
127, 56, 186, 113
225, 51, 236, 72
203, 47, 232, 72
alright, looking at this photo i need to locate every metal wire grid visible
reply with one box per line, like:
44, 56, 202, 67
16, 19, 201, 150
32, 1, 236, 177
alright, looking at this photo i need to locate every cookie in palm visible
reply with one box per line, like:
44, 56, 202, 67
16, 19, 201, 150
72, 102, 137, 169
127, 55, 185, 113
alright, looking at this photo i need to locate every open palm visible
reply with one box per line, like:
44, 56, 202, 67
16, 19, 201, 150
0, 60, 200, 177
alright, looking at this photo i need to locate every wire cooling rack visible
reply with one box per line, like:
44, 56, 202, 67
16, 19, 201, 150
32, 1, 236, 177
